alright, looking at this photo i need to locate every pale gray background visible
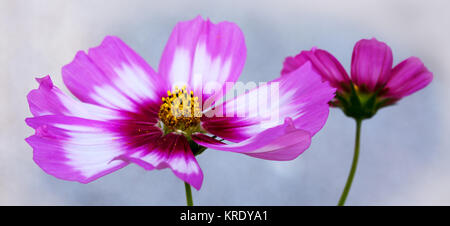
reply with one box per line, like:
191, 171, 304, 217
1, 0, 449, 205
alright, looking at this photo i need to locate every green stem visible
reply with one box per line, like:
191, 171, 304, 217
184, 182, 193, 206
338, 119, 362, 206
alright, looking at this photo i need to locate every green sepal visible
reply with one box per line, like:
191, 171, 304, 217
334, 83, 391, 120
188, 139, 207, 156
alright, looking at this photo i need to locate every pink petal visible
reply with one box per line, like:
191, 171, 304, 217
120, 133, 204, 190
384, 57, 433, 99
282, 48, 350, 90
62, 36, 167, 112
351, 38, 393, 91
281, 53, 309, 76
25, 115, 129, 183
158, 16, 246, 103
27, 75, 120, 120
26, 76, 163, 182
193, 118, 311, 161
201, 62, 335, 142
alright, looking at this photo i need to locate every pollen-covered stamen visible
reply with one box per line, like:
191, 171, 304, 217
158, 86, 202, 132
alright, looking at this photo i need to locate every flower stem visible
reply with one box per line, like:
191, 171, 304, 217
184, 182, 193, 206
338, 119, 362, 206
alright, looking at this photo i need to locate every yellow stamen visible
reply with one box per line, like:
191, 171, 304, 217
158, 87, 201, 131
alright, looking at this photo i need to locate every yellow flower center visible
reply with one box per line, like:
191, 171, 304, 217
158, 86, 202, 133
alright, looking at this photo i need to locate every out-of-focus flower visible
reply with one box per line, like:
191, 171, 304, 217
26, 16, 335, 191
282, 38, 433, 119
282, 38, 432, 205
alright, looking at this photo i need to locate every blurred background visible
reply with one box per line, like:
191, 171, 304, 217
1, 0, 449, 205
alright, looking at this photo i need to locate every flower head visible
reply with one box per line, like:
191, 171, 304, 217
26, 16, 335, 190
282, 38, 433, 119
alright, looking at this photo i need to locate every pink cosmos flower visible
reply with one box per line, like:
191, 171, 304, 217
25, 16, 335, 190
282, 38, 432, 205
282, 38, 433, 118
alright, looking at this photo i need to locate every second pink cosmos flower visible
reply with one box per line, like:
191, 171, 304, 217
282, 38, 433, 118
25, 16, 335, 190
282, 38, 433, 205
